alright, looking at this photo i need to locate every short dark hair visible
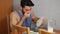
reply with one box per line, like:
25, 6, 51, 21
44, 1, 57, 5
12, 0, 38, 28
20, 0, 34, 8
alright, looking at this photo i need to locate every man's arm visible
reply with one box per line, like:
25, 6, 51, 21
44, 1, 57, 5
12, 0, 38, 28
10, 11, 19, 34
10, 10, 31, 26
10, 11, 27, 34
31, 11, 39, 23
18, 16, 26, 26
31, 11, 46, 24
10, 11, 18, 25
10, 11, 26, 26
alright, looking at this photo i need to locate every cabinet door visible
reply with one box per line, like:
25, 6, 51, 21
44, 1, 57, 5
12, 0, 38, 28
0, 0, 12, 34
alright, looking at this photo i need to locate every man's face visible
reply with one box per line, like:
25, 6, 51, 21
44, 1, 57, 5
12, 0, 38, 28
23, 6, 32, 14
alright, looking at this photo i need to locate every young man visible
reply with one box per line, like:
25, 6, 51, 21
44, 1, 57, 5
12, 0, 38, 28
10, 0, 46, 33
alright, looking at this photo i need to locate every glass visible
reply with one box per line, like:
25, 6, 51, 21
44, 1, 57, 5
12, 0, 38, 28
47, 18, 56, 32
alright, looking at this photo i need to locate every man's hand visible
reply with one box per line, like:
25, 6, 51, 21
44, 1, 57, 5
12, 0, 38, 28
36, 17, 46, 27
24, 12, 31, 19
41, 17, 46, 24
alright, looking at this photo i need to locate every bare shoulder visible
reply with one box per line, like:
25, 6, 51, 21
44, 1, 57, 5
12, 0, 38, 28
10, 11, 18, 18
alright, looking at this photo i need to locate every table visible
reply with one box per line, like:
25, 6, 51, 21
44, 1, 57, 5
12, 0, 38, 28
10, 29, 60, 34
54, 29, 60, 34
24, 29, 60, 34
42, 27, 60, 34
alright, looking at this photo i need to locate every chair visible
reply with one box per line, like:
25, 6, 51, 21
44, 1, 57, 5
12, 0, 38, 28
7, 15, 11, 34
12, 25, 30, 34
38, 29, 54, 34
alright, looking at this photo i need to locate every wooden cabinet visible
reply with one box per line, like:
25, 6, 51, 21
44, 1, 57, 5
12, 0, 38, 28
0, 0, 12, 34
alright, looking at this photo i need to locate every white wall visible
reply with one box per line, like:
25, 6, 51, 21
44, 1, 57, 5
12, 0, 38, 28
32, 0, 60, 30
48, 0, 60, 30
12, 0, 60, 30
12, 0, 20, 10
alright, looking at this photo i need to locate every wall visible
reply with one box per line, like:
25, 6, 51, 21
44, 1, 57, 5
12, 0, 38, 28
12, 0, 20, 10
32, 0, 60, 30
48, 0, 60, 30
12, 0, 60, 30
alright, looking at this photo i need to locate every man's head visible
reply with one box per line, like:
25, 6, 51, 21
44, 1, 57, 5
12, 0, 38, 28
20, 0, 34, 13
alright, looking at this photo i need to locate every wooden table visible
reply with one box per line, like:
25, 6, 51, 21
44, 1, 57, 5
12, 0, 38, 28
54, 29, 60, 34
10, 29, 60, 34
10, 27, 60, 34
41, 27, 60, 34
